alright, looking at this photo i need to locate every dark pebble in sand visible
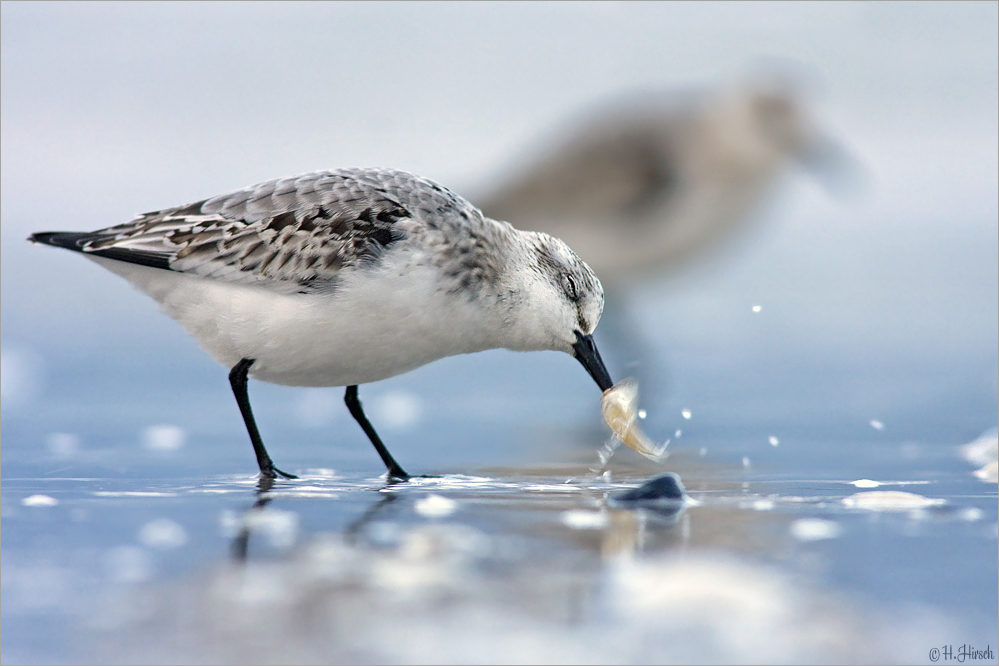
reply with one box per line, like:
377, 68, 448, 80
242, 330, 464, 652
612, 472, 687, 503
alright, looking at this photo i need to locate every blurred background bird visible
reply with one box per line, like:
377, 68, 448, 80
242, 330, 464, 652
475, 74, 858, 400
478, 75, 853, 282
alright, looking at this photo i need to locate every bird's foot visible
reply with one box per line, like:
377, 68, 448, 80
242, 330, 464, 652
386, 468, 411, 484
260, 465, 298, 480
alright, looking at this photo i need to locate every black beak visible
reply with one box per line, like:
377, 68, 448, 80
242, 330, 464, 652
572, 331, 614, 392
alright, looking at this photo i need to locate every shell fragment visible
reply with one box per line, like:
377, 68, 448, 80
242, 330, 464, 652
601, 379, 668, 461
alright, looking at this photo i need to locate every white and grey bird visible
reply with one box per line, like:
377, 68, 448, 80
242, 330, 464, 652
29, 167, 614, 480
477, 78, 852, 282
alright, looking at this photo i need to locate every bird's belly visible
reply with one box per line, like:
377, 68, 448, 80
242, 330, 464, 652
89, 256, 494, 387
242, 294, 467, 387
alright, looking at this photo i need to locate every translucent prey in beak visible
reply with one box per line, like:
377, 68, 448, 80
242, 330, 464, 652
572, 331, 614, 392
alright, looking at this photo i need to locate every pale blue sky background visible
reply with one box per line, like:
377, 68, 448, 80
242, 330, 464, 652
2, 1, 996, 466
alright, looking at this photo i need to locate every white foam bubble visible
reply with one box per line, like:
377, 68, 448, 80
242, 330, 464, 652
415, 494, 458, 518
959, 507, 984, 522
842, 491, 945, 511
301, 468, 339, 479
961, 428, 998, 467
769, 436, 779, 447
561, 510, 609, 529
790, 518, 842, 541
973, 461, 998, 483
21, 494, 58, 507
681, 409, 692, 419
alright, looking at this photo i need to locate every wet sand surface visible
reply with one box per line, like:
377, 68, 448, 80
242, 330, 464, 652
4, 437, 996, 664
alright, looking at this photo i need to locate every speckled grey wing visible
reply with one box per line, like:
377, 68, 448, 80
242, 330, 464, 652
71, 169, 464, 293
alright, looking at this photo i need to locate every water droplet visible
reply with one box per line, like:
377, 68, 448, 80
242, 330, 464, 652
768, 436, 779, 447
681, 409, 691, 419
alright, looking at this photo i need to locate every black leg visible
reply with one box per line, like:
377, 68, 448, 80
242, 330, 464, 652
229, 358, 297, 479
344, 385, 410, 481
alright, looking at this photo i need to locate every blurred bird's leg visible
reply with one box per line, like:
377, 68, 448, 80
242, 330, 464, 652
798, 132, 867, 199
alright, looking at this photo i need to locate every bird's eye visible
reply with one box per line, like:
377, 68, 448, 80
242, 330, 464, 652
564, 274, 578, 301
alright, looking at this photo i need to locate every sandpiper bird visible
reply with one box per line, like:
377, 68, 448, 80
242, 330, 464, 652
29, 167, 614, 480
477, 78, 850, 283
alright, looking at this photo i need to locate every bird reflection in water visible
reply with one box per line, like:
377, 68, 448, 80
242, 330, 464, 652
229, 477, 404, 563
228, 473, 692, 564
602, 473, 691, 557
229, 477, 279, 563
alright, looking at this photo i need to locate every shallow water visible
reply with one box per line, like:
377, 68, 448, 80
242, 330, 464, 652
3, 433, 996, 664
